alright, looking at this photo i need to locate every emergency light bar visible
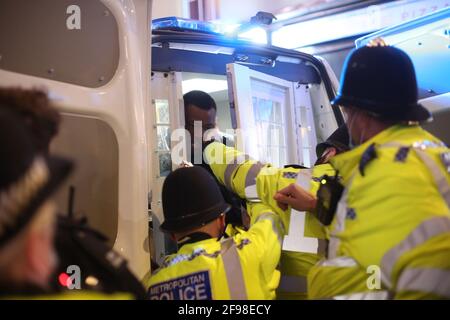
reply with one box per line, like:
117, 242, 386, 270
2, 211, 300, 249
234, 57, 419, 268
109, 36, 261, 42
152, 17, 268, 44
152, 17, 221, 34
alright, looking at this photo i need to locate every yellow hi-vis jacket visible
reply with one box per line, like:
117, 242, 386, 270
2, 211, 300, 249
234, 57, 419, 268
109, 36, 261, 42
203, 141, 335, 299
308, 124, 450, 300
146, 203, 284, 300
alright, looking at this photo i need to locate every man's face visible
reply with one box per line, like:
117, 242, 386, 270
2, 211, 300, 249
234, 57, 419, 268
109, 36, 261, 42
185, 104, 216, 145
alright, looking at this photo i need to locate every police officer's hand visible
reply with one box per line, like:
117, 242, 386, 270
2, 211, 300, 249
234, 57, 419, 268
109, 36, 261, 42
273, 183, 317, 212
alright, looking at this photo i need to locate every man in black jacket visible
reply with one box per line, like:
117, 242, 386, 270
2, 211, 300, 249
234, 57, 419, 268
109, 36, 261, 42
183, 90, 246, 229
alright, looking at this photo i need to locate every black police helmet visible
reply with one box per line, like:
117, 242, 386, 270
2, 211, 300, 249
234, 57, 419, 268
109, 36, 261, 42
0, 107, 73, 248
331, 45, 431, 122
160, 166, 230, 233
316, 124, 350, 159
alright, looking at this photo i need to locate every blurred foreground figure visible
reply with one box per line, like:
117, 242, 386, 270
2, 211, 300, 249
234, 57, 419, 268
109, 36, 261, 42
0, 88, 60, 155
0, 108, 72, 297
0, 88, 145, 299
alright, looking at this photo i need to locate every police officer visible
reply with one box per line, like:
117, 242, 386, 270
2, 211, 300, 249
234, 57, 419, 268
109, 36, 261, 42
146, 166, 284, 300
277, 44, 450, 299
202, 126, 349, 299
0, 108, 71, 297
0, 89, 146, 299
0, 108, 136, 299
315, 125, 350, 165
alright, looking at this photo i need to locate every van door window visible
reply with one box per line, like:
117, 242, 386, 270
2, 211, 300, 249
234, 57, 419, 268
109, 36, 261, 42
227, 62, 307, 167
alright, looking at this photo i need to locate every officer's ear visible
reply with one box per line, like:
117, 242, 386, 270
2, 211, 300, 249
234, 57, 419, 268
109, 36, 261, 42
219, 214, 226, 230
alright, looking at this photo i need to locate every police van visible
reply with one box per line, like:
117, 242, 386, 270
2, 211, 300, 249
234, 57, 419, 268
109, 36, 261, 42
0, 0, 448, 281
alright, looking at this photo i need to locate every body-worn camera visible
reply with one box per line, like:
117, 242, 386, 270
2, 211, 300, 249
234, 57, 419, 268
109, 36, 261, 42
315, 173, 344, 226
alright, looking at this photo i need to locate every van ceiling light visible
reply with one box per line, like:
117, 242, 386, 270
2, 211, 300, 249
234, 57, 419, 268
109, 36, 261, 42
238, 27, 268, 44
182, 78, 228, 94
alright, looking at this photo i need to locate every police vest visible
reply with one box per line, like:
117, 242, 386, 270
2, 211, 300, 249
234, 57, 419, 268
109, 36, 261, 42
146, 203, 284, 300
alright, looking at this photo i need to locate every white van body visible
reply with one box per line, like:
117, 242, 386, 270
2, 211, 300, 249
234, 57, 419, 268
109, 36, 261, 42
0, 0, 373, 279
0, 0, 153, 278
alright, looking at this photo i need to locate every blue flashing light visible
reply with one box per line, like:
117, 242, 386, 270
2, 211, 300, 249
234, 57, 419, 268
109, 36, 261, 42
152, 17, 221, 34
152, 17, 269, 45
238, 27, 268, 44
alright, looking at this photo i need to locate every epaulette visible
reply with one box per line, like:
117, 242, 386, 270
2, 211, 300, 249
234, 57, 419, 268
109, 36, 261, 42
359, 143, 377, 176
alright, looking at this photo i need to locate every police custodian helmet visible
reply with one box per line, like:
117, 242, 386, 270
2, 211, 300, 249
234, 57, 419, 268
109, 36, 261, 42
160, 166, 231, 233
0, 107, 73, 247
331, 43, 431, 122
315, 124, 350, 159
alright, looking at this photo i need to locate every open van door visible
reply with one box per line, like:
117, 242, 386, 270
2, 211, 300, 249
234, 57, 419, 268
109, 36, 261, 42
227, 63, 318, 168
148, 71, 185, 264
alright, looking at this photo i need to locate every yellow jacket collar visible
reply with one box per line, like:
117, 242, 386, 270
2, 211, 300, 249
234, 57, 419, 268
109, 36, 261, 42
329, 124, 426, 181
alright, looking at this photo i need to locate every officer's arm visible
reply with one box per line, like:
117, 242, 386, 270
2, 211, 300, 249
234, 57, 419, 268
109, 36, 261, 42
203, 141, 267, 200
244, 203, 285, 282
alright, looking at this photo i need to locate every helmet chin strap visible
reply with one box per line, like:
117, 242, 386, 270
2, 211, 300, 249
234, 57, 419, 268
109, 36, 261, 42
216, 213, 229, 240
359, 122, 368, 146
346, 110, 359, 149
346, 109, 369, 149
220, 219, 230, 239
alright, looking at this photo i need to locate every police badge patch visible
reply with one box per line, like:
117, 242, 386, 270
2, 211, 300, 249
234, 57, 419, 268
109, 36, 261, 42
148, 270, 212, 300
282, 172, 298, 179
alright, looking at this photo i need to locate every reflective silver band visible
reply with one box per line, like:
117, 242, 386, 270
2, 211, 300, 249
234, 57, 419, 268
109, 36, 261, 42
244, 184, 261, 203
328, 175, 354, 259
224, 163, 240, 190
220, 237, 248, 300
223, 154, 250, 190
414, 148, 450, 207
244, 162, 264, 187
381, 216, 450, 288
318, 256, 358, 268
255, 212, 284, 245
397, 268, 450, 298
333, 291, 389, 300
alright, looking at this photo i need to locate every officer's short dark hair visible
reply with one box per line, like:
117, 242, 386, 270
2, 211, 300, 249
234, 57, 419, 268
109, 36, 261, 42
183, 90, 217, 111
